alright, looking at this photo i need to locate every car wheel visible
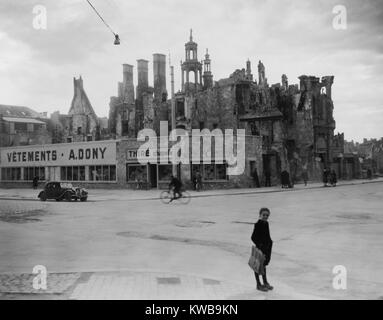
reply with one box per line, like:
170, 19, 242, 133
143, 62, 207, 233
40, 192, 47, 202
65, 192, 72, 202
80, 197, 87, 202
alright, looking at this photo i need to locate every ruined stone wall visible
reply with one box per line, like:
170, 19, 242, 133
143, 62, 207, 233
193, 83, 237, 131
142, 93, 155, 131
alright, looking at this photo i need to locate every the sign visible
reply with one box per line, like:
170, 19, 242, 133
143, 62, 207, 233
126, 148, 169, 162
0, 141, 117, 167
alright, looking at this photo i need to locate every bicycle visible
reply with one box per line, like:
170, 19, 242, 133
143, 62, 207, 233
160, 189, 191, 204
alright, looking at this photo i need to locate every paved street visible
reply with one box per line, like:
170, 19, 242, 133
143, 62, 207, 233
0, 179, 382, 300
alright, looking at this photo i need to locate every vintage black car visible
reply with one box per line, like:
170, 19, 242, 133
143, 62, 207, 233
38, 181, 88, 202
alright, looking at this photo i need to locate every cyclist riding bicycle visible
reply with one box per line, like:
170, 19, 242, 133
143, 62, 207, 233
169, 175, 183, 201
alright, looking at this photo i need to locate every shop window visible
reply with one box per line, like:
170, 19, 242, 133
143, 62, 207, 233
203, 164, 215, 180
23, 167, 45, 181
61, 167, 66, 181
191, 164, 203, 179
79, 166, 85, 181
12, 168, 21, 180
1, 167, 22, 181
67, 167, 73, 180
202, 162, 228, 181
127, 165, 147, 182
89, 165, 116, 181
61, 166, 86, 181
1, 168, 7, 180
110, 166, 116, 181
102, 166, 110, 180
158, 164, 173, 181
73, 166, 79, 181
216, 164, 227, 180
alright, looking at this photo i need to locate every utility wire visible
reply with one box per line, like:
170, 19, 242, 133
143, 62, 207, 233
86, 0, 116, 36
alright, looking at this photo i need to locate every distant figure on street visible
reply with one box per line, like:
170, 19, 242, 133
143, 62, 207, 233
251, 207, 273, 292
301, 167, 308, 186
280, 170, 291, 188
169, 175, 183, 201
32, 176, 39, 189
252, 168, 260, 188
330, 170, 337, 187
367, 168, 372, 180
264, 171, 271, 187
323, 168, 329, 187
192, 171, 202, 191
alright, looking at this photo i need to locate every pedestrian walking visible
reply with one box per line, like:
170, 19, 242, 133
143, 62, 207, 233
367, 168, 372, 180
251, 207, 274, 292
193, 170, 202, 191
323, 168, 329, 187
32, 176, 39, 189
281, 170, 290, 188
330, 170, 337, 187
196, 171, 202, 191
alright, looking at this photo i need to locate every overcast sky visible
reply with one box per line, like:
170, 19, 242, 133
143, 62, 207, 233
0, 0, 382, 142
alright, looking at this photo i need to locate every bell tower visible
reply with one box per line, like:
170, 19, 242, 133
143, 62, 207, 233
203, 49, 213, 89
181, 29, 203, 94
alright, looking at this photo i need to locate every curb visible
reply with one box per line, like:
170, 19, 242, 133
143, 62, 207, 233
0, 179, 382, 202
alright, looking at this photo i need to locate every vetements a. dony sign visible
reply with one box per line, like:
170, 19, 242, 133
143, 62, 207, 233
0, 141, 117, 167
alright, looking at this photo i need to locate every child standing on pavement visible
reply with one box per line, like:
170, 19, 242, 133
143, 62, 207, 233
251, 207, 274, 292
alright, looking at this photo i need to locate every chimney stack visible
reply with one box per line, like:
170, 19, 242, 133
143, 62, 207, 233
122, 64, 135, 104
153, 53, 167, 101
136, 59, 149, 99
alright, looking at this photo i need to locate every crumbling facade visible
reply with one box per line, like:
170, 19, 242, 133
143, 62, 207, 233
344, 138, 383, 176
0, 104, 51, 147
50, 76, 102, 143
105, 31, 342, 187
109, 55, 170, 139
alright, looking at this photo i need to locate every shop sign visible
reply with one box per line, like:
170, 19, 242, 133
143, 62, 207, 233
126, 149, 168, 162
0, 141, 116, 167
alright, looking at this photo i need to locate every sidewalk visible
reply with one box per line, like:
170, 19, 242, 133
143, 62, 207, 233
1, 178, 382, 202
0, 269, 324, 300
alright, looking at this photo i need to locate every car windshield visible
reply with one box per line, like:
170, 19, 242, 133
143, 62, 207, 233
60, 182, 73, 189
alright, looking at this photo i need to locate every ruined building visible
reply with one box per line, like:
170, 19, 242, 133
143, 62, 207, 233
50, 76, 103, 143
109, 54, 169, 138
0, 104, 51, 147
107, 31, 342, 186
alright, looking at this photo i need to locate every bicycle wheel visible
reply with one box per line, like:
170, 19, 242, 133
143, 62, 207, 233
160, 190, 172, 204
179, 191, 191, 204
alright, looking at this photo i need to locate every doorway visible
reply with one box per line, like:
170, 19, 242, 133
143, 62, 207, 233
149, 164, 157, 188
